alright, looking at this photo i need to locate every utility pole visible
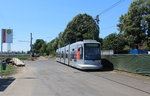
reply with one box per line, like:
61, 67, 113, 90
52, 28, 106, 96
1, 29, 4, 53
1, 40, 3, 53
30, 33, 33, 57
95, 15, 100, 24
94, 15, 100, 40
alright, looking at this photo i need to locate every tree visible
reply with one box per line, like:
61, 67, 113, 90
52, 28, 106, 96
46, 38, 59, 56
58, 32, 65, 47
33, 39, 46, 55
46, 41, 54, 55
102, 33, 126, 51
117, 0, 150, 49
97, 38, 103, 46
63, 14, 99, 45
46, 13, 100, 56
40, 43, 47, 55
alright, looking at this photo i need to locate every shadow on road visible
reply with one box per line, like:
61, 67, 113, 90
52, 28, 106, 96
57, 59, 114, 72
0, 77, 15, 92
101, 59, 114, 71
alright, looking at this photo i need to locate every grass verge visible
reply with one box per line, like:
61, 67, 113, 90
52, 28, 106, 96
0, 64, 17, 75
0, 57, 30, 60
17, 57, 29, 60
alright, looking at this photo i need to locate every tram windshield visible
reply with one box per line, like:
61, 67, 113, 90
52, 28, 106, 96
84, 43, 100, 60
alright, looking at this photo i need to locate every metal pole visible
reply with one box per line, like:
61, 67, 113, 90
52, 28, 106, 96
0, 61, 2, 78
1, 42, 3, 53
94, 15, 100, 40
7, 43, 11, 52
30, 33, 33, 57
1, 30, 3, 53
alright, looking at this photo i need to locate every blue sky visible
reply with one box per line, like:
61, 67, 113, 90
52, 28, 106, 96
0, 0, 133, 52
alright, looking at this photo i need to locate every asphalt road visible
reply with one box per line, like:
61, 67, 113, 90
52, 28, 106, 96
1, 58, 150, 96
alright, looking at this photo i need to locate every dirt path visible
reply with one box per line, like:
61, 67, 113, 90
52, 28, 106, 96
37, 56, 48, 60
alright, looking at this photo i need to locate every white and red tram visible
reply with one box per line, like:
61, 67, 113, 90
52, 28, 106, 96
56, 40, 102, 70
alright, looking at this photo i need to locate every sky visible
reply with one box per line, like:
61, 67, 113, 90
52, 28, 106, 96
0, 0, 133, 52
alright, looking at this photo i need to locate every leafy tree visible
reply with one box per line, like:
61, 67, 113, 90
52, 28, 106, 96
46, 38, 59, 56
33, 39, 46, 55
46, 41, 54, 55
58, 32, 65, 47
63, 14, 99, 45
97, 38, 103, 46
40, 43, 47, 55
47, 13, 100, 56
117, 0, 150, 49
103, 33, 126, 51
51, 38, 58, 50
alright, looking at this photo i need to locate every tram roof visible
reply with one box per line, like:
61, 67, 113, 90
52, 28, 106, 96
70, 40, 99, 46
57, 40, 100, 50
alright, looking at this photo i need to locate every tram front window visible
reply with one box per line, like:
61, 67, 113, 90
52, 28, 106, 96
84, 43, 100, 60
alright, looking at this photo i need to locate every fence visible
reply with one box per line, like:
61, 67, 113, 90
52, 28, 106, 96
0, 53, 31, 57
101, 54, 150, 76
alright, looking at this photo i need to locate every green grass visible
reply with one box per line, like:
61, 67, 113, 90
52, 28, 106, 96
0, 57, 30, 60
17, 57, 29, 60
0, 57, 6, 60
0, 64, 17, 74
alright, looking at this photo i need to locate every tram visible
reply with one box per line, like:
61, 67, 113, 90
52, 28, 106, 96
56, 40, 102, 70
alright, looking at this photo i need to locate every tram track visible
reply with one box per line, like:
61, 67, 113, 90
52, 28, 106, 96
86, 71, 150, 95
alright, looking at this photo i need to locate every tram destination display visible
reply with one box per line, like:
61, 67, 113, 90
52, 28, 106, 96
85, 43, 99, 47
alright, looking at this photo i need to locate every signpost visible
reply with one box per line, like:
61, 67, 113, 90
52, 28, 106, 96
1, 29, 13, 52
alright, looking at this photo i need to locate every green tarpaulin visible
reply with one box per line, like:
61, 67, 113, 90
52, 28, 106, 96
102, 55, 150, 76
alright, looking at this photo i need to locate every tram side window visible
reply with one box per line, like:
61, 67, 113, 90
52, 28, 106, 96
63, 52, 65, 59
66, 50, 68, 58
74, 49, 77, 62
56, 52, 58, 57
66, 53, 68, 58
61, 51, 63, 58
58, 52, 60, 58
71, 49, 76, 61
57, 52, 59, 57
71, 49, 74, 59
80, 47, 83, 59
